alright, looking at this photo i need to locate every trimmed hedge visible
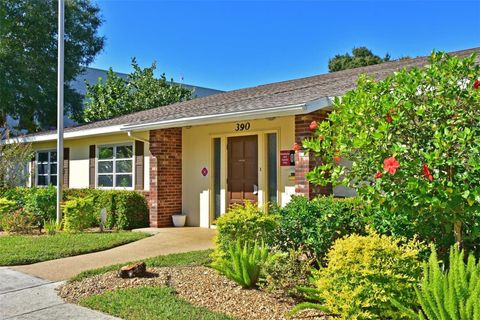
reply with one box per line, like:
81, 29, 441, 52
0, 187, 149, 231
273, 196, 371, 264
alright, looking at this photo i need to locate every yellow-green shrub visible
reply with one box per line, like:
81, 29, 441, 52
62, 197, 97, 232
0, 197, 16, 216
213, 201, 278, 259
292, 232, 422, 320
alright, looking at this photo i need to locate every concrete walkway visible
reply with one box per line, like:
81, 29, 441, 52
0, 267, 119, 319
12, 227, 216, 282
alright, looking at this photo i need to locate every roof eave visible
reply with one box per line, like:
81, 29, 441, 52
2, 97, 334, 144
122, 96, 334, 132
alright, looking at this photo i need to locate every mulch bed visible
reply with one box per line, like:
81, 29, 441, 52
58, 266, 328, 320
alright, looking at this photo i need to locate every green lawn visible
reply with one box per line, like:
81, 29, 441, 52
0, 232, 149, 266
71, 249, 213, 281
81, 286, 232, 320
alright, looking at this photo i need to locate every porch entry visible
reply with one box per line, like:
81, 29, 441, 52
227, 135, 258, 206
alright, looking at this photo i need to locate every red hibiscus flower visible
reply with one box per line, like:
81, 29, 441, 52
474, 79, 480, 89
374, 171, 383, 179
423, 164, 433, 182
309, 121, 318, 131
293, 143, 300, 152
386, 114, 393, 123
383, 157, 400, 175
334, 156, 341, 163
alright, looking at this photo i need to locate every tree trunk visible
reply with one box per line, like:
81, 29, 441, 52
454, 220, 462, 249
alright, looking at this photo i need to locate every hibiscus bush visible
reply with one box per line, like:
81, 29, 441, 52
303, 51, 480, 254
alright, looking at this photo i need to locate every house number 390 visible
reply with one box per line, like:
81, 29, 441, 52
235, 122, 251, 131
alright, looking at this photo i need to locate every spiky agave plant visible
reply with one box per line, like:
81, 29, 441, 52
212, 240, 271, 288
393, 246, 480, 320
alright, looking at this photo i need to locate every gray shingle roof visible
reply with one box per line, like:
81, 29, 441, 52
29, 47, 480, 137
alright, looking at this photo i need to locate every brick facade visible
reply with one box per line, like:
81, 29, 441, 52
294, 110, 333, 198
149, 128, 182, 227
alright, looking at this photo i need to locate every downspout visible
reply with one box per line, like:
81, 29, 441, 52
127, 131, 150, 144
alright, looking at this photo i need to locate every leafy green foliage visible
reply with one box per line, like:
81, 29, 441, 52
212, 240, 271, 288
0, 134, 33, 187
213, 201, 278, 259
292, 232, 422, 320
76, 58, 193, 123
0, 231, 148, 265
0, 188, 149, 230
24, 185, 56, 230
0, 197, 16, 216
80, 286, 232, 320
111, 191, 149, 229
393, 246, 480, 320
328, 47, 391, 72
62, 196, 97, 232
274, 196, 369, 263
305, 51, 480, 252
0, 0, 104, 131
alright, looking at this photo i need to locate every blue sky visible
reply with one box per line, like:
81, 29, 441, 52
90, 1, 480, 91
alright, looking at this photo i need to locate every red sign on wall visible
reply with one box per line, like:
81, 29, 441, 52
201, 167, 208, 176
280, 150, 295, 166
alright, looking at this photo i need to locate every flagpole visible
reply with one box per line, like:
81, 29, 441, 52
56, 0, 64, 225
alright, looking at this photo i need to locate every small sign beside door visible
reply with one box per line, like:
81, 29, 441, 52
201, 167, 209, 176
280, 150, 295, 166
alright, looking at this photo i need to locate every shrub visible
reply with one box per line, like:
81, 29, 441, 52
64, 189, 148, 230
62, 196, 97, 232
304, 51, 480, 249
275, 196, 369, 263
24, 186, 56, 230
260, 248, 313, 297
0, 187, 29, 207
212, 240, 272, 288
213, 201, 278, 258
0, 198, 17, 216
111, 191, 149, 229
0, 187, 149, 231
291, 232, 422, 320
393, 246, 480, 320
0, 208, 34, 233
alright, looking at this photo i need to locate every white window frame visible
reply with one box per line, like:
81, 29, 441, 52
36, 150, 57, 187
96, 143, 134, 190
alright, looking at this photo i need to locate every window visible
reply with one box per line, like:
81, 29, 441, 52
37, 150, 57, 186
267, 133, 278, 204
97, 144, 133, 188
213, 138, 221, 220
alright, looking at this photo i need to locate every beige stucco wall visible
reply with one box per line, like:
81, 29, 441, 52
182, 116, 296, 227
31, 131, 150, 191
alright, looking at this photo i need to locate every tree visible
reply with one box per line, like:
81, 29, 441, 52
0, 130, 33, 188
77, 59, 193, 123
0, 0, 104, 132
328, 47, 391, 72
304, 51, 480, 251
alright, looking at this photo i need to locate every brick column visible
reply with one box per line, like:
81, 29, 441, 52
295, 109, 332, 199
149, 128, 182, 227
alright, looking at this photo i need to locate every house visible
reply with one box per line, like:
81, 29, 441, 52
10, 47, 480, 228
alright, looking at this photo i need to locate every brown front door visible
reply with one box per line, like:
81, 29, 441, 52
227, 135, 258, 206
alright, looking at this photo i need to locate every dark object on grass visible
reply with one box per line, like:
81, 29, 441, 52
119, 262, 147, 278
